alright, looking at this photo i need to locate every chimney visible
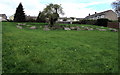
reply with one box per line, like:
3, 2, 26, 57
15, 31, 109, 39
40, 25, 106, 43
95, 12, 97, 14
89, 13, 90, 16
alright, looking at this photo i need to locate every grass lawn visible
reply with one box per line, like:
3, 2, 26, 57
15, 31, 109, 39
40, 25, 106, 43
2, 22, 118, 73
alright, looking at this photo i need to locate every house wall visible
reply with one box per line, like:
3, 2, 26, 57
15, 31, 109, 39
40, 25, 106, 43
3, 15, 7, 19
0, 17, 2, 21
105, 11, 118, 21
9, 15, 14, 20
0, 14, 7, 21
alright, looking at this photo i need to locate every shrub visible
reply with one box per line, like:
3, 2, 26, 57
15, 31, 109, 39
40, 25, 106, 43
97, 18, 109, 27
72, 21, 81, 24
80, 19, 97, 25
63, 18, 67, 21
26, 18, 36, 22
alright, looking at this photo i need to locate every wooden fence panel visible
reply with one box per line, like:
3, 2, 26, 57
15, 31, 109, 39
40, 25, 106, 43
107, 22, 119, 29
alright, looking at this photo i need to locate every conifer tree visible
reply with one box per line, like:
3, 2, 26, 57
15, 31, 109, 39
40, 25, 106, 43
36, 11, 41, 22
14, 3, 26, 22
36, 11, 46, 23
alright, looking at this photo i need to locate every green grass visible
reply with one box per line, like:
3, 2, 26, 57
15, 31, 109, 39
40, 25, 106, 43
2, 22, 118, 73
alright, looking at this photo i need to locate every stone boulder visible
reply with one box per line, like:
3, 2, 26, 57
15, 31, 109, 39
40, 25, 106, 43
76, 26, 81, 31
44, 25, 49, 28
51, 25, 63, 30
70, 27, 76, 30
17, 23, 26, 26
29, 26, 37, 29
84, 27, 89, 30
16, 25, 23, 29
98, 29, 107, 31
64, 27, 71, 30
109, 29, 118, 32
88, 28, 94, 31
43, 28, 50, 31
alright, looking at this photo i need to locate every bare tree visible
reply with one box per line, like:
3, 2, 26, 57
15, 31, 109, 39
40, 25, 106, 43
112, 0, 120, 17
112, 0, 120, 22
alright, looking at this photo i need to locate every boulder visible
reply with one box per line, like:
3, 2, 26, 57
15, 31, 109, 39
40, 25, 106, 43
88, 28, 94, 31
43, 28, 50, 31
70, 27, 76, 30
16, 25, 22, 29
44, 25, 49, 28
98, 29, 107, 31
110, 29, 118, 32
76, 26, 81, 31
64, 27, 71, 30
84, 27, 89, 30
95, 28, 100, 30
17, 23, 26, 26
30, 26, 37, 29
52, 25, 63, 30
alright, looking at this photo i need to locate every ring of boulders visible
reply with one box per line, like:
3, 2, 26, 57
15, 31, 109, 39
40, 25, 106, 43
16, 23, 118, 32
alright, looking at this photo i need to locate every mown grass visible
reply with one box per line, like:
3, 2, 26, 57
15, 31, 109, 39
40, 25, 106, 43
2, 22, 118, 73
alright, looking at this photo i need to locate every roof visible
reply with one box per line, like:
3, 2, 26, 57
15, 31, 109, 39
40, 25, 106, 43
26, 15, 37, 20
85, 10, 114, 19
59, 17, 84, 20
0, 14, 7, 17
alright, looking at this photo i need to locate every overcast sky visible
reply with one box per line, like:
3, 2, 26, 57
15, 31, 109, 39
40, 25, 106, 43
0, 0, 115, 18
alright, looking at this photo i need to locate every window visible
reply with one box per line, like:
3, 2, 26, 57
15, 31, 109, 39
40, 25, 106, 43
101, 15, 104, 18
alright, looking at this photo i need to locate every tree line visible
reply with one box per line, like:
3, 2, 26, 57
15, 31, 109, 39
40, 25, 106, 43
14, 0, 120, 26
14, 3, 64, 26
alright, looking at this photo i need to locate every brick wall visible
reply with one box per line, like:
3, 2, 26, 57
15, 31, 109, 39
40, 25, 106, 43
107, 22, 119, 29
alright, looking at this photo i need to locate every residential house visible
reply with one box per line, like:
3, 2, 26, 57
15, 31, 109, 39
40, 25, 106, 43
57, 17, 83, 24
0, 14, 7, 21
57, 17, 83, 22
9, 15, 14, 21
9, 15, 37, 21
26, 15, 37, 21
85, 10, 118, 21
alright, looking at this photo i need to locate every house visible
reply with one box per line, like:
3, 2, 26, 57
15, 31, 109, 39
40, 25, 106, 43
0, 14, 7, 21
57, 17, 83, 24
9, 15, 14, 21
26, 15, 37, 21
9, 15, 37, 21
57, 17, 83, 22
85, 10, 118, 21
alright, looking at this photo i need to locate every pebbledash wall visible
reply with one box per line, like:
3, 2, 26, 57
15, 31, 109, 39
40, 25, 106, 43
107, 22, 120, 29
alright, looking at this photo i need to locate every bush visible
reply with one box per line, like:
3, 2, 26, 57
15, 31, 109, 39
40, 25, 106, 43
80, 19, 97, 25
26, 18, 36, 22
72, 21, 81, 24
97, 18, 109, 27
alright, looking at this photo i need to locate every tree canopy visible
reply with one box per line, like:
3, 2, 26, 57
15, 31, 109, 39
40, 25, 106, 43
36, 11, 46, 23
14, 3, 26, 22
42, 3, 64, 26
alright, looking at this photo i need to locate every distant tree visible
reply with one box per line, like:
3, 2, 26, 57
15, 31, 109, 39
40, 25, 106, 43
14, 3, 26, 22
89, 13, 90, 16
70, 17, 75, 20
36, 11, 41, 22
42, 3, 64, 27
112, 0, 120, 21
63, 18, 67, 21
36, 11, 46, 23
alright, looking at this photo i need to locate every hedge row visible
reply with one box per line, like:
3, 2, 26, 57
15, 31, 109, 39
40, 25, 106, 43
72, 18, 116, 27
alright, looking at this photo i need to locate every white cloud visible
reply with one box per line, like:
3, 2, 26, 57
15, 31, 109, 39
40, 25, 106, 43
0, 0, 114, 18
